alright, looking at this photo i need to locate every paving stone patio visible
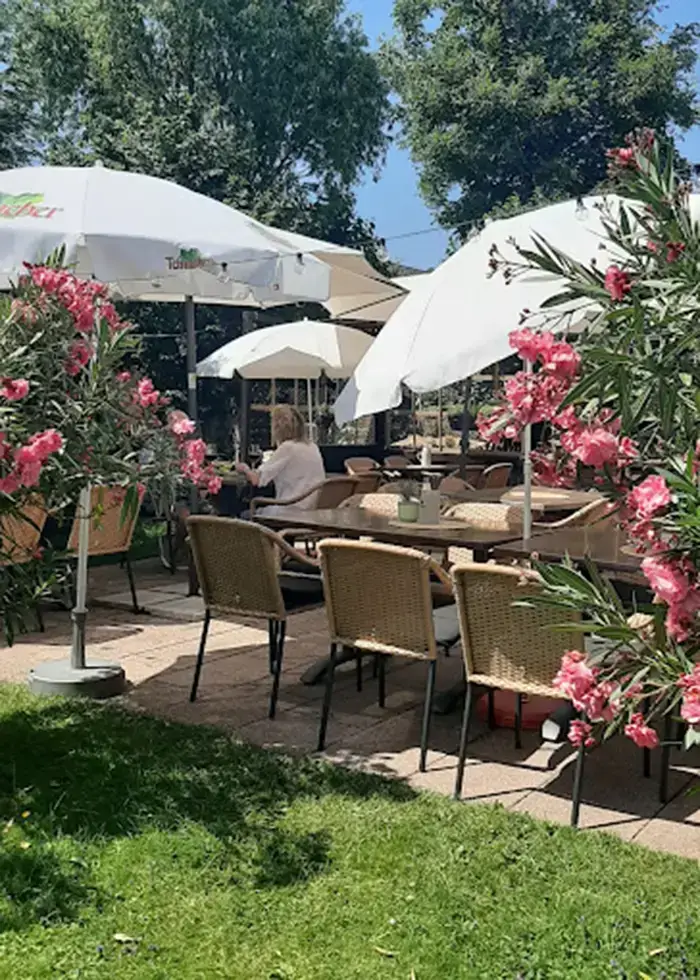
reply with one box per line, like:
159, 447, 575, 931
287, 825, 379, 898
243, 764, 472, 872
2, 557, 699, 860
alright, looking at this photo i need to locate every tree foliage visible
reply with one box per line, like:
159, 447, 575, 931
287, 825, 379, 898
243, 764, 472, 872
386, 0, 700, 235
2, 0, 392, 438
3, 0, 389, 234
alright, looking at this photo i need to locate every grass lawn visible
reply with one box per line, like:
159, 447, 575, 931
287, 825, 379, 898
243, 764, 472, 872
1, 686, 699, 979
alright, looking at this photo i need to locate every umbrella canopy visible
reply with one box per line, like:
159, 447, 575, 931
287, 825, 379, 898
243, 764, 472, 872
335, 273, 431, 325
334, 194, 700, 424
0, 165, 330, 304
247, 224, 408, 320
197, 319, 374, 381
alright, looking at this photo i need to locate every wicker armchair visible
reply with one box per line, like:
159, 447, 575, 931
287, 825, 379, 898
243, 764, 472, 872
384, 454, 410, 471
439, 475, 475, 494
444, 501, 537, 531
249, 476, 357, 517
66, 486, 144, 613
480, 463, 513, 489
344, 456, 379, 475
532, 497, 613, 530
339, 492, 402, 518
187, 516, 324, 718
1, 498, 49, 631
352, 471, 382, 494
450, 562, 588, 825
317, 538, 457, 770
0, 498, 48, 566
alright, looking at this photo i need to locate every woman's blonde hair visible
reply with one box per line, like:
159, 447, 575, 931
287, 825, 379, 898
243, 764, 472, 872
271, 405, 306, 445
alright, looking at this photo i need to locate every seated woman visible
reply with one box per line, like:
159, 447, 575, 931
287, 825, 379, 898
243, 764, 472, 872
236, 405, 325, 516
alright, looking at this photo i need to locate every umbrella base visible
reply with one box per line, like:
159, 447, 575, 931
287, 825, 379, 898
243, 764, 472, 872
28, 658, 126, 699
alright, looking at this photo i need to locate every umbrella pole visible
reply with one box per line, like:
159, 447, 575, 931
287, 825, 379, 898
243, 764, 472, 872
522, 360, 533, 542
185, 296, 199, 597
459, 379, 472, 478
70, 484, 91, 669
185, 296, 197, 428
28, 481, 125, 697
307, 378, 314, 440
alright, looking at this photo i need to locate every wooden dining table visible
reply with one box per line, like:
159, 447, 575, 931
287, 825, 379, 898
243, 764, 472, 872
257, 505, 524, 562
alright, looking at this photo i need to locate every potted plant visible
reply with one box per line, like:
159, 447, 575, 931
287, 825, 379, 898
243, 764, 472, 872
397, 480, 420, 523
478, 130, 700, 758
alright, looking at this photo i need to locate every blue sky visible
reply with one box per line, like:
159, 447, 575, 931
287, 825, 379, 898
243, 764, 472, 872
348, 0, 700, 271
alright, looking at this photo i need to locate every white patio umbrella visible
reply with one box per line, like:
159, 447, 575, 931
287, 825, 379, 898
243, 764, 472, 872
197, 319, 373, 434
0, 164, 333, 699
334, 194, 700, 538
0, 165, 330, 302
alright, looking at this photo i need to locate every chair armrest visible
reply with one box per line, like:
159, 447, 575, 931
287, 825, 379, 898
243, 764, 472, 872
250, 480, 327, 517
428, 559, 454, 591
274, 532, 320, 570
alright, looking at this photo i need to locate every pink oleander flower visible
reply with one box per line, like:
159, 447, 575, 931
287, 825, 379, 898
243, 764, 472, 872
627, 475, 671, 521
13, 447, 42, 487
168, 411, 196, 438
553, 650, 597, 705
552, 405, 580, 433
1, 378, 30, 401
508, 328, 555, 365
664, 587, 700, 644
133, 378, 160, 408
624, 713, 659, 749
568, 719, 595, 748
531, 450, 577, 488
116, 371, 131, 383
604, 265, 632, 302
65, 340, 92, 377
0, 472, 20, 494
579, 680, 618, 723
476, 408, 504, 445
641, 556, 691, 607
30, 429, 64, 458
617, 436, 638, 465
679, 666, 700, 726
542, 341, 581, 380
666, 241, 686, 263
569, 426, 619, 469
606, 146, 636, 169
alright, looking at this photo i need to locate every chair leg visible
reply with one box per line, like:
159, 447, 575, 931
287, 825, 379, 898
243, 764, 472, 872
487, 688, 496, 729
267, 620, 277, 675
356, 653, 363, 692
268, 620, 286, 720
317, 643, 338, 752
419, 659, 437, 773
514, 693, 523, 750
372, 654, 379, 679
35, 602, 45, 633
453, 682, 473, 800
189, 610, 211, 702
125, 553, 139, 613
378, 654, 386, 708
659, 713, 673, 804
570, 741, 586, 828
